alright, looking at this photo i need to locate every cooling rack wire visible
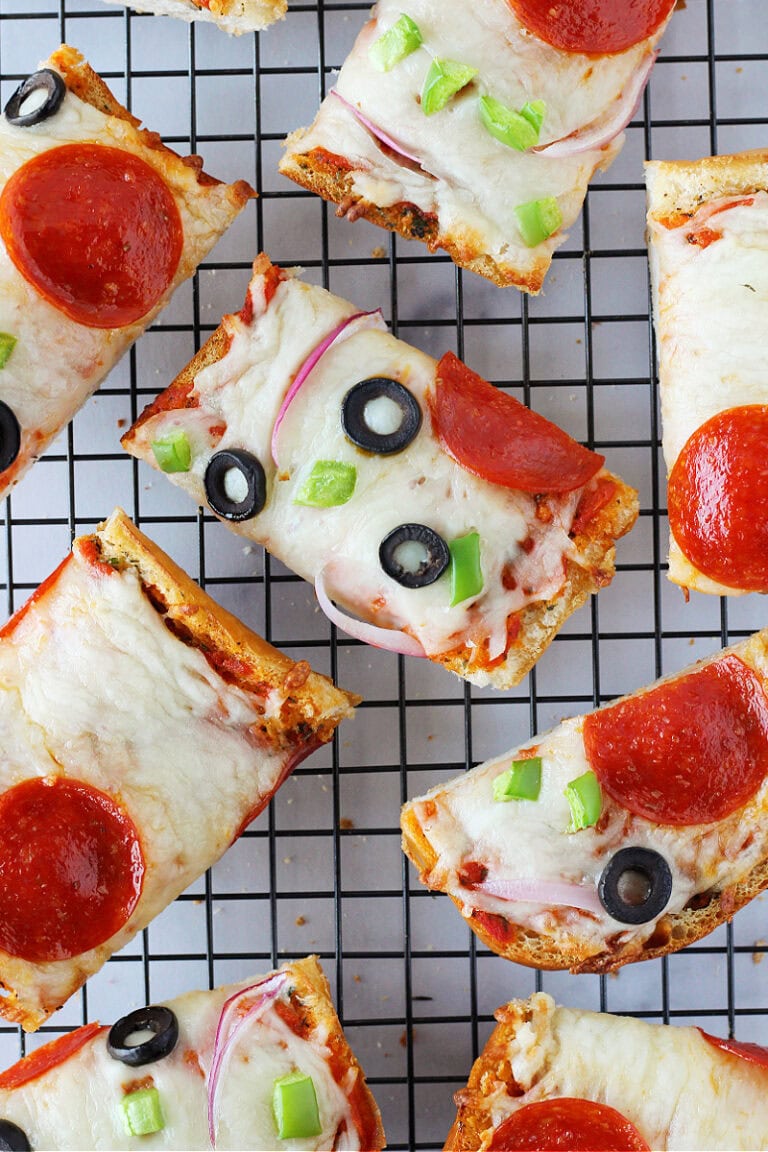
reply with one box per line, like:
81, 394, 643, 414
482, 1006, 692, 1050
0, 1, 767, 1147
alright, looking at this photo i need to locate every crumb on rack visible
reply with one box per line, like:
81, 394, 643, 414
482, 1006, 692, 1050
295, 915, 306, 927
340, 816, 355, 830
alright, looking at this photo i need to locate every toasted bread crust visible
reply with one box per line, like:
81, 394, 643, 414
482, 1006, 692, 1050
279, 140, 550, 293
94, 510, 358, 747
287, 957, 386, 1151
646, 148, 768, 219
50, 45, 254, 204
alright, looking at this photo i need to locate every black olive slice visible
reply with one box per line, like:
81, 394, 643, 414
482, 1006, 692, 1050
204, 449, 266, 521
107, 1005, 179, 1068
0, 402, 20, 474
598, 846, 673, 925
342, 377, 422, 455
4, 70, 65, 128
379, 523, 449, 589
0, 1121, 30, 1152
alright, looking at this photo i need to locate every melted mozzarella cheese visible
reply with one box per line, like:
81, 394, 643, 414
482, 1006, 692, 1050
101, 0, 285, 33
0, 974, 361, 1151
405, 632, 768, 955
127, 268, 590, 673
285, 0, 669, 275
648, 191, 768, 593
0, 57, 243, 500
0, 550, 288, 1022
486, 994, 768, 1150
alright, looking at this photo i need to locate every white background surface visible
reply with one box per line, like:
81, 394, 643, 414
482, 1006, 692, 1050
0, 1, 767, 1147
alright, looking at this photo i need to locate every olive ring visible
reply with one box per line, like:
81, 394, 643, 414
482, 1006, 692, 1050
204, 449, 267, 521
379, 523, 450, 589
598, 846, 673, 925
107, 1005, 179, 1068
4, 69, 65, 128
0, 1120, 31, 1152
342, 377, 422, 455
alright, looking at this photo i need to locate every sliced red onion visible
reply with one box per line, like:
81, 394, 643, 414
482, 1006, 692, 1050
315, 566, 426, 658
271, 309, 385, 466
486, 618, 509, 663
534, 51, 657, 158
330, 88, 423, 166
473, 875, 604, 915
207, 972, 288, 1147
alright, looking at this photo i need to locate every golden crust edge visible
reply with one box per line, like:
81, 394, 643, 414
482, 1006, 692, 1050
93, 509, 359, 740
645, 148, 768, 216
286, 956, 386, 1150
278, 138, 550, 294
49, 45, 255, 207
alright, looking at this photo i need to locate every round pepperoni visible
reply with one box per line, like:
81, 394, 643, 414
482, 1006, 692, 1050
668, 406, 768, 592
507, 0, 675, 55
0, 1023, 106, 1090
432, 352, 604, 494
583, 655, 768, 826
0, 777, 144, 962
488, 1099, 650, 1151
700, 1029, 768, 1070
0, 142, 183, 329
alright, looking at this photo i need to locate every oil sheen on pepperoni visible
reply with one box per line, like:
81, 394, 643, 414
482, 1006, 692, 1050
668, 405, 768, 591
0, 777, 144, 962
507, 0, 675, 55
0, 142, 183, 328
431, 352, 604, 494
488, 1099, 650, 1151
699, 1029, 768, 1070
583, 655, 768, 826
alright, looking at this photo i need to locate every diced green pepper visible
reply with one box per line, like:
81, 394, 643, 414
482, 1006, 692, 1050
151, 430, 192, 473
294, 460, 357, 507
514, 196, 563, 248
449, 531, 483, 606
272, 1072, 322, 1140
369, 13, 423, 71
421, 58, 478, 116
0, 333, 17, 370
120, 1088, 165, 1137
478, 96, 546, 151
493, 756, 542, 803
564, 770, 602, 832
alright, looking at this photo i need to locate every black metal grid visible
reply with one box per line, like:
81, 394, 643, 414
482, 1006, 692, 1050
0, 1, 767, 1147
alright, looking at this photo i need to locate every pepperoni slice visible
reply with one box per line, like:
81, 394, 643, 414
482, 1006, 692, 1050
0, 1022, 106, 1090
431, 352, 604, 494
0, 777, 144, 962
0, 142, 183, 329
488, 1099, 650, 1151
583, 655, 768, 826
668, 406, 768, 592
700, 1029, 768, 1070
507, 0, 675, 55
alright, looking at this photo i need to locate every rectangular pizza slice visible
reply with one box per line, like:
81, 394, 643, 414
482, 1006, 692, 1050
0, 45, 253, 501
0, 957, 385, 1151
102, 0, 286, 34
646, 149, 768, 595
446, 992, 768, 1151
0, 510, 356, 1032
280, 0, 675, 292
121, 254, 637, 690
402, 628, 768, 972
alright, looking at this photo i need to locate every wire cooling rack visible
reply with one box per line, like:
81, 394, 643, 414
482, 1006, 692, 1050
0, 1, 768, 1147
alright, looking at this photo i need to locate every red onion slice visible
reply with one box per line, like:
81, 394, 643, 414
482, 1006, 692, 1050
330, 88, 424, 166
472, 874, 603, 915
315, 566, 426, 658
207, 972, 288, 1147
271, 309, 385, 466
534, 51, 657, 158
